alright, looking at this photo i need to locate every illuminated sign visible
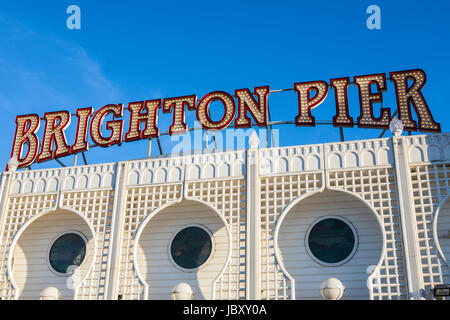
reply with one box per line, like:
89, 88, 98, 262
9, 69, 441, 169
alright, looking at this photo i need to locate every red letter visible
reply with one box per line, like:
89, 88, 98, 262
330, 77, 353, 127
354, 73, 391, 129
90, 104, 124, 147
162, 95, 196, 135
125, 99, 161, 141
10, 114, 41, 169
390, 69, 440, 132
71, 107, 93, 154
197, 91, 236, 130
294, 81, 328, 126
235, 86, 269, 128
37, 111, 71, 162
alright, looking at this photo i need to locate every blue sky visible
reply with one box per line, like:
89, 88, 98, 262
0, 0, 449, 170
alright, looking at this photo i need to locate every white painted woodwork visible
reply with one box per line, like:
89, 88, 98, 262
12, 210, 94, 300
437, 198, 450, 282
0, 132, 447, 300
135, 200, 228, 300
276, 190, 383, 300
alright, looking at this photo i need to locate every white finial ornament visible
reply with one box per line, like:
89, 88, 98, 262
249, 131, 260, 149
39, 287, 62, 300
8, 156, 19, 172
389, 116, 404, 137
170, 283, 194, 300
320, 278, 346, 300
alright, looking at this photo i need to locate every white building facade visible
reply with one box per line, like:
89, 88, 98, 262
0, 131, 448, 300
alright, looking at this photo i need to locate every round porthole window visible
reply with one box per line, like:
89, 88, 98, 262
48, 232, 87, 275
169, 225, 213, 271
306, 216, 358, 266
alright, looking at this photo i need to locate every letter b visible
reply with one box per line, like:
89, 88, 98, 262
230, 305, 237, 315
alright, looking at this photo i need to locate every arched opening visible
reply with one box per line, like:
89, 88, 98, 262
435, 197, 450, 282
276, 190, 383, 300
135, 200, 229, 300
11, 209, 94, 300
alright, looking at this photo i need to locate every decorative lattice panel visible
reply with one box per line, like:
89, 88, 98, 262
118, 184, 182, 300
186, 178, 247, 300
410, 164, 450, 291
328, 167, 408, 299
60, 189, 114, 300
0, 193, 58, 299
260, 172, 324, 300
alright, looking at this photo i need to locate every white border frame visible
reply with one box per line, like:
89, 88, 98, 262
47, 230, 88, 277
304, 215, 359, 267
167, 224, 215, 273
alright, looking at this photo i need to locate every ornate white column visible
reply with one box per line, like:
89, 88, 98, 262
246, 132, 261, 299
106, 161, 129, 300
0, 158, 18, 245
390, 118, 424, 299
